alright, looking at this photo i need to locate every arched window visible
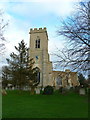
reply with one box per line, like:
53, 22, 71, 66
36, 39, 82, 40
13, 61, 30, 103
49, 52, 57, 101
35, 67, 40, 83
35, 39, 40, 48
38, 39, 40, 48
35, 40, 38, 48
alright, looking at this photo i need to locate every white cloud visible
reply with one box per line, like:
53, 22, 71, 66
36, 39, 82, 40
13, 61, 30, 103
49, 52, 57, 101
1, 0, 75, 47
0, 0, 85, 62
0, 0, 78, 20
1, 12, 31, 59
6, 1, 74, 18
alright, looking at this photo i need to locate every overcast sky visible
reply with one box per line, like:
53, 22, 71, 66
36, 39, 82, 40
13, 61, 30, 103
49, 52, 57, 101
0, 0, 84, 69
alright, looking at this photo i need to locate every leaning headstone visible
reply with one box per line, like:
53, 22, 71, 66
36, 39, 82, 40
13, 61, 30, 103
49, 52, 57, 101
79, 88, 85, 95
35, 88, 40, 94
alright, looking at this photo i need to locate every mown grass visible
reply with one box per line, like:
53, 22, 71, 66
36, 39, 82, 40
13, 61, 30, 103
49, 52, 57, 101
2, 90, 88, 118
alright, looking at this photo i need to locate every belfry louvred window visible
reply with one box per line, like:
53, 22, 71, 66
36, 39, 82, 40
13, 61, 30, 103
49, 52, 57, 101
35, 39, 40, 48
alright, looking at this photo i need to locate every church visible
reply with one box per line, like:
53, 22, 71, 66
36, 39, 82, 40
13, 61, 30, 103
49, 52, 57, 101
29, 27, 79, 88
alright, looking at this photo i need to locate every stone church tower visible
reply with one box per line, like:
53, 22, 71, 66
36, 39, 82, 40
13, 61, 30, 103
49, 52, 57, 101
29, 27, 52, 87
29, 27, 80, 88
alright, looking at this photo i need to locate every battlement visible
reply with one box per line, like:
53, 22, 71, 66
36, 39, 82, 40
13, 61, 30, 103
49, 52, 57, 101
65, 69, 71, 72
29, 27, 47, 34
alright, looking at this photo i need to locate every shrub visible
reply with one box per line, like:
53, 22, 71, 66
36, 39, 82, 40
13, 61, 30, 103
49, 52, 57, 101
70, 87, 74, 91
43, 85, 54, 95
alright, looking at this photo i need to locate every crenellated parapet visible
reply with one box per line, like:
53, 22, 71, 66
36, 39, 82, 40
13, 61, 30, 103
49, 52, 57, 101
29, 27, 48, 40
29, 27, 47, 34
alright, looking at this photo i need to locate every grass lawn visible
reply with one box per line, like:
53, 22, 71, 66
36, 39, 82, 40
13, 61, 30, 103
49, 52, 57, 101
2, 90, 88, 118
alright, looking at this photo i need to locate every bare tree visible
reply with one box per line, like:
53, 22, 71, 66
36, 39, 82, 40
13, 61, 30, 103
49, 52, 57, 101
54, 1, 90, 74
0, 10, 8, 55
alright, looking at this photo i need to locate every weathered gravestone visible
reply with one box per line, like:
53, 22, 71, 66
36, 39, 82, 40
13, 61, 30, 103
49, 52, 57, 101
5, 87, 8, 90
79, 88, 86, 95
12, 87, 14, 90
35, 88, 40, 94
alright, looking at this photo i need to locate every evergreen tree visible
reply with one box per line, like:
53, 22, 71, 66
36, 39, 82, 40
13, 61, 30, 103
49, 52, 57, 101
26, 66, 40, 94
6, 40, 27, 89
6, 40, 39, 91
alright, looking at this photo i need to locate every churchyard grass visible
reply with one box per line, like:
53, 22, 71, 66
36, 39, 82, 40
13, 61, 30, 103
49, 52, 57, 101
2, 90, 88, 118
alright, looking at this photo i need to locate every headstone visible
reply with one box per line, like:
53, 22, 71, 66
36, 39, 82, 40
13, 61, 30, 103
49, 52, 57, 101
8, 84, 12, 87
25, 86, 28, 91
35, 88, 40, 94
42, 88, 44, 91
5, 87, 8, 90
12, 87, 14, 90
79, 88, 85, 95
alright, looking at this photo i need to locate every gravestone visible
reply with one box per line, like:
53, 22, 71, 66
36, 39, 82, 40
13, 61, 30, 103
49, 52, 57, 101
5, 87, 8, 90
35, 88, 40, 94
79, 88, 85, 95
12, 87, 14, 90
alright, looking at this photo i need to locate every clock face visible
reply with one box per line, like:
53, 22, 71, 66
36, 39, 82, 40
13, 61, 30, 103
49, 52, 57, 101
35, 56, 39, 60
